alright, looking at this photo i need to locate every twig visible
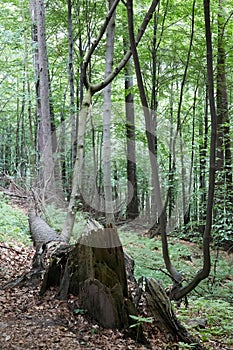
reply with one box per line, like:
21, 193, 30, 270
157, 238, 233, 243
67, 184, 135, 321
0, 244, 23, 254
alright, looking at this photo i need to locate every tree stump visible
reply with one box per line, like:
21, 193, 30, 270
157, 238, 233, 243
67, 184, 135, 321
58, 228, 135, 329
27, 215, 137, 330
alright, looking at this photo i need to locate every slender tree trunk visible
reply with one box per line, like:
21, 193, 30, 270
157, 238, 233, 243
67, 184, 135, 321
167, 79, 175, 229
176, 0, 195, 223
33, 0, 57, 204
61, 90, 91, 242
199, 85, 208, 234
102, 0, 116, 227
30, 0, 41, 185
67, 0, 76, 168
172, 0, 217, 300
216, 0, 232, 188
124, 56, 139, 220
127, 0, 182, 285
214, 0, 233, 247
149, 10, 158, 224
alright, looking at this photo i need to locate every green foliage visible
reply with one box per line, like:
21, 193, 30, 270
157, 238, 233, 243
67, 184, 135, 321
177, 298, 233, 347
129, 314, 153, 327
73, 308, 87, 315
177, 343, 198, 349
212, 197, 233, 248
120, 230, 233, 299
0, 196, 30, 244
120, 229, 233, 347
42, 204, 87, 243
129, 315, 153, 341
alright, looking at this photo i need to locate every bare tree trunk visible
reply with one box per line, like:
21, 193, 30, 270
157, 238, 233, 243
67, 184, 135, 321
33, 0, 57, 204
30, 0, 41, 186
198, 86, 208, 234
67, 0, 76, 168
176, 0, 195, 223
172, 0, 217, 299
127, 0, 182, 285
124, 55, 139, 220
102, 0, 116, 227
214, 0, 233, 249
61, 90, 91, 242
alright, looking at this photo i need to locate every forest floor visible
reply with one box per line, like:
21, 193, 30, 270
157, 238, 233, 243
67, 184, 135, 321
0, 240, 175, 350
0, 196, 233, 349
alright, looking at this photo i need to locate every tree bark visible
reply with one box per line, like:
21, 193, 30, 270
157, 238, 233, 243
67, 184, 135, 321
28, 214, 138, 330
102, 0, 116, 227
31, 0, 63, 206
124, 54, 139, 220
145, 278, 205, 349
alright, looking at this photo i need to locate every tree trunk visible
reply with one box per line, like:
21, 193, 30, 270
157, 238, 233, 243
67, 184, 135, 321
30, 0, 41, 186
29, 214, 138, 330
33, 0, 59, 205
67, 0, 76, 169
102, 0, 116, 227
124, 54, 139, 220
61, 90, 91, 242
127, 0, 182, 285
214, 0, 233, 249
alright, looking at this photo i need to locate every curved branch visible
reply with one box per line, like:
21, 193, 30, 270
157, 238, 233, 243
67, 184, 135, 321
173, 0, 217, 300
127, 0, 182, 284
87, 0, 160, 94
82, 0, 121, 89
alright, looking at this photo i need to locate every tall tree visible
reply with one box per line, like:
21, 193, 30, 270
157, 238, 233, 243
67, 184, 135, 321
127, 0, 182, 286
216, 0, 232, 190
124, 55, 139, 220
172, 0, 218, 299
102, 0, 116, 227
31, 0, 56, 204
62, 0, 159, 242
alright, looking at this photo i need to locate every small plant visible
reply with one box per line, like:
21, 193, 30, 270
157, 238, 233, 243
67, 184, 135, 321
73, 307, 87, 315
129, 314, 153, 340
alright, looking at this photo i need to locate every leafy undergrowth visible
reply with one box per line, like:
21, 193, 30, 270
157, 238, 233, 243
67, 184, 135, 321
1, 199, 233, 349
0, 198, 30, 245
119, 229, 233, 349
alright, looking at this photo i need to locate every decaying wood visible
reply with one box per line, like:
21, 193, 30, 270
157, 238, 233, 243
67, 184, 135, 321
27, 215, 139, 331
145, 278, 205, 349
43, 228, 138, 330
28, 212, 67, 271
